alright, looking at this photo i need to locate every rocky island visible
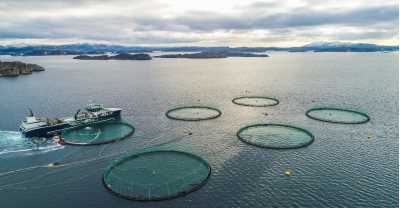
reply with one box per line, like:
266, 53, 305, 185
155, 52, 269, 59
73, 53, 152, 60
0, 61, 45, 77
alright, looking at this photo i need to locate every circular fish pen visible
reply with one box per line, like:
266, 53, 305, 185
102, 150, 211, 201
237, 124, 314, 149
232, 96, 279, 107
61, 121, 135, 146
166, 106, 222, 121
306, 107, 370, 124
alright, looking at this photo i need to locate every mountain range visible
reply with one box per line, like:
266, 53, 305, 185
0, 42, 397, 56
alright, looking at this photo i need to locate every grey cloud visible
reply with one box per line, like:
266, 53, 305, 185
0, 0, 397, 45
169, 5, 398, 31
336, 32, 391, 40
127, 5, 398, 35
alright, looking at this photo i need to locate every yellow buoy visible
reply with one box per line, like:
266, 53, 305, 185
367, 133, 374, 139
47, 162, 60, 168
284, 169, 292, 176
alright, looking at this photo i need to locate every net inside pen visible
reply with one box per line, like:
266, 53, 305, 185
306, 108, 370, 124
166, 106, 221, 121
61, 121, 135, 145
237, 124, 314, 149
232, 96, 279, 107
103, 150, 211, 201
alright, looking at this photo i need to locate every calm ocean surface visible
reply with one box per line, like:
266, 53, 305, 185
0, 52, 398, 208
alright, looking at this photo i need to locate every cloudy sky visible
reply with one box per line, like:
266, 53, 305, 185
0, 0, 398, 46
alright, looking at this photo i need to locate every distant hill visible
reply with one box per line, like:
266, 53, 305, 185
0, 42, 397, 56
156, 52, 269, 59
292, 42, 398, 52
73, 53, 152, 60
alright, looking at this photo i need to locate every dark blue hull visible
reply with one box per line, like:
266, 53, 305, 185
96, 110, 121, 121
22, 123, 72, 138
22, 109, 121, 138
108, 110, 121, 118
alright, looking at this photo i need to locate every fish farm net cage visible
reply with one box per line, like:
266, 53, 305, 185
165, 106, 222, 121
237, 124, 314, 149
306, 107, 370, 124
60, 121, 135, 146
232, 96, 279, 107
103, 150, 211, 201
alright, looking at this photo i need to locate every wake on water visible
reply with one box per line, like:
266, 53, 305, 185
0, 124, 198, 192
0, 131, 64, 157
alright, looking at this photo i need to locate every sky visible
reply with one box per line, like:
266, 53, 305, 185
0, 0, 398, 46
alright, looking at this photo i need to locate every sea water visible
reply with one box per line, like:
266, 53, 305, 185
0, 52, 398, 208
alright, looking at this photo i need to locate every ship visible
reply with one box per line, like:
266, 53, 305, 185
20, 104, 121, 138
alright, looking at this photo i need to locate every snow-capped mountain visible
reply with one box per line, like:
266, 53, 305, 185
303, 41, 384, 49
0, 41, 397, 56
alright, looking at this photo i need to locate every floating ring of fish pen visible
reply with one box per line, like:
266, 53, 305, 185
237, 123, 314, 149
305, 107, 370, 124
165, 106, 222, 121
61, 121, 135, 146
102, 150, 211, 201
232, 96, 279, 107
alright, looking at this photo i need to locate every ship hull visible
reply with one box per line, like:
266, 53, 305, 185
21, 123, 71, 138
21, 107, 122, 138
103, 109, 121, 119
